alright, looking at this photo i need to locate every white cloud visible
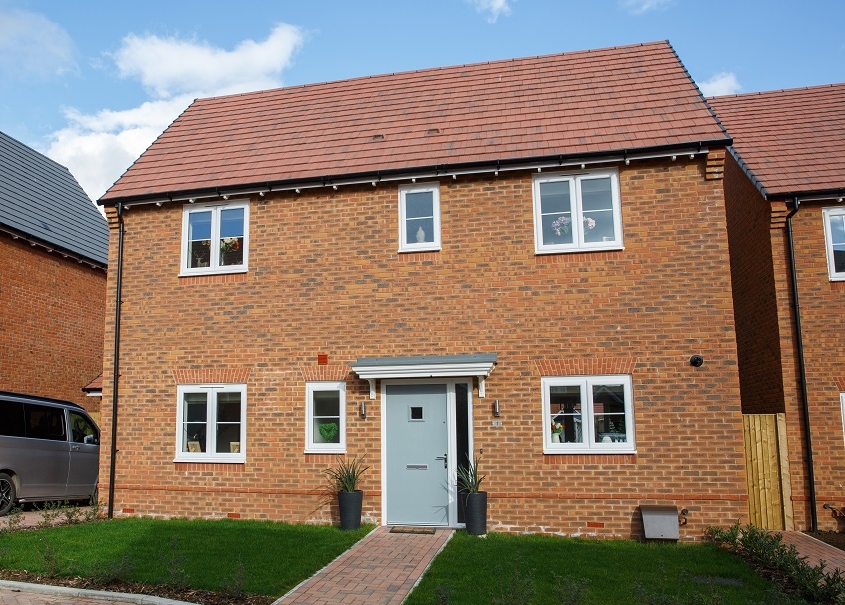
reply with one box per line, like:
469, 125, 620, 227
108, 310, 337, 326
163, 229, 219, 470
45, 24, 304, 201
113, 24, 303, 99
468, 0, 513, 23
0, 8, 76, 79
619, 0, 672, 15
699, 72, 742, 97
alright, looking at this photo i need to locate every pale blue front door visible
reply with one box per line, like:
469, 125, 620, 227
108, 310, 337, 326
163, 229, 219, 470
385, 383, 449, 525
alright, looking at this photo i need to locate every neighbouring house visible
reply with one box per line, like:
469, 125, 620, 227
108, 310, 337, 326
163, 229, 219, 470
0, 131, 108, 417
710, 83, 845, 532
97, 41, 749, 538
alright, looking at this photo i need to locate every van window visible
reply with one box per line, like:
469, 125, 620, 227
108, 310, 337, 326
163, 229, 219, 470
70, 411, 99, 445
25, 404, 67, 441
0, 402, 25, 437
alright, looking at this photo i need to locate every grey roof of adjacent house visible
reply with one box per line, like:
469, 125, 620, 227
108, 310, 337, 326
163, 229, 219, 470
0, 131, 108, 266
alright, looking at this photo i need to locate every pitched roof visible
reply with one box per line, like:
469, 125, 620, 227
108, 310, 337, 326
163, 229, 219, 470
102, 40, 729, 203
0, 131, 109, 265
709, 83, 845, 198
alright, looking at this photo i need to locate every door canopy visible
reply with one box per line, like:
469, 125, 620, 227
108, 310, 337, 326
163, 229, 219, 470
351, 354, 497, 398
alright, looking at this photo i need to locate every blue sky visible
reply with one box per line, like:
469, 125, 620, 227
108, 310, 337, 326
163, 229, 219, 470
1, 0, 843, 202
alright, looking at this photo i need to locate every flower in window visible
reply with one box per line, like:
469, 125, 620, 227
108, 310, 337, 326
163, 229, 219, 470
551, 422, 563, 434
551, 216, 597, 236
220, 237, 240, 253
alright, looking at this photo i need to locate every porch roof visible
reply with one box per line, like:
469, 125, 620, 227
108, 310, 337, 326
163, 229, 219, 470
350, 354, 497, 398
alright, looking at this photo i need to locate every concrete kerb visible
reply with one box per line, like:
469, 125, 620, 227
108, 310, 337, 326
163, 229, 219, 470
0, 580, 197, 605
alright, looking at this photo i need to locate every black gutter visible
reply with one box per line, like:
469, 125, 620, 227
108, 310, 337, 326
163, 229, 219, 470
107, 202, 125, 520
786, 196, 818, 531
97, 139, 732, 207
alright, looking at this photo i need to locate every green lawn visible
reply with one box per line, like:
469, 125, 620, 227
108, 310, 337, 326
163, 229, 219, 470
0, 517, 371, 598
0, 519, 808, 604
403, 532, 807, 605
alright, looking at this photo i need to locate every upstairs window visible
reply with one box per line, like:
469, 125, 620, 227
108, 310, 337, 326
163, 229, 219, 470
533, 169, 622, 254
399, 183, 441, 252
823, 207, 845, 280
181, 201, 248, 274
542, 375, 634, 454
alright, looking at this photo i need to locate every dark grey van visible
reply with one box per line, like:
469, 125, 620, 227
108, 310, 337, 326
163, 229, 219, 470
0, 391, 100, 515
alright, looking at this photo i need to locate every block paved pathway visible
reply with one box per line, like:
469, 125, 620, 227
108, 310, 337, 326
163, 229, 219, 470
778, 530, 845, 571
271, 526, 453, 605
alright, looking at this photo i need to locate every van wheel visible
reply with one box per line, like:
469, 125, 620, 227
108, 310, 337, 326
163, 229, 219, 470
0, 473, 15, 516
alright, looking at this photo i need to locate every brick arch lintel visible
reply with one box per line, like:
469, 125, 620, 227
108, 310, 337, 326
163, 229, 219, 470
171, 368, 253, 385
534, 357, 638, 376
298, 364, 352, 382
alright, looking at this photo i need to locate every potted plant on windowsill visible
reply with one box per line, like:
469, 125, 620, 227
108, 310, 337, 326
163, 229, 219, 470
457, 455, 487, 535
324, 455, 369, 530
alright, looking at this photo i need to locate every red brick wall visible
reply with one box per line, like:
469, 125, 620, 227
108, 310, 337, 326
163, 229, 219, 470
722, 155, 786, 414
0, 234, 106, 414
99, 154, 748, 538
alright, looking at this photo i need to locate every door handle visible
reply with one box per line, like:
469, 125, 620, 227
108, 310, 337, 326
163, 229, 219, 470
71, 445, 80, 451
434, 453, 447, 468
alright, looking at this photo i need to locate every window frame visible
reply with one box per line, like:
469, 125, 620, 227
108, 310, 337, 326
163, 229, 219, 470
822, 207, 845, 281
305, 381, 347, 454
541, 375, 635, 454
533, 169, 623, 254
398, 183, 441, 253
175, 383, 246, 463
840, 393, 845, 449
180, 200, 249, 276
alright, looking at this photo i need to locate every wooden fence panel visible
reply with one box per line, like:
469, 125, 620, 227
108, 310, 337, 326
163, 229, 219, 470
743, 413, 792, 530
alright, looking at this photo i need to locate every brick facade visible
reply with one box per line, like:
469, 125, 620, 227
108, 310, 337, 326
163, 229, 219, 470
0, 233, 107, 415
98, 155, 748, 538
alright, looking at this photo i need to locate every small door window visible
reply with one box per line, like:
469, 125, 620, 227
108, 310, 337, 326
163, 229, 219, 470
409, 406, 424, 421
70, 411, 99, 445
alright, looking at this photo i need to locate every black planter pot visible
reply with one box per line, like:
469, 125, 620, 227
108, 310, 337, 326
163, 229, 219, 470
338, 490, 363, 530
464, 491, 487, 535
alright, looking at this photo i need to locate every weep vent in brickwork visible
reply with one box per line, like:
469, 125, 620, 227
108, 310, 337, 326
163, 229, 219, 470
101, 40, 729, 203
709, 83, 845, 198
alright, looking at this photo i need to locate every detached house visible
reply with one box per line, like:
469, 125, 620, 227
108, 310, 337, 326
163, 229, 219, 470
711, 84, 845, 532
98, 41, 749, 538
0, 131, 108, 415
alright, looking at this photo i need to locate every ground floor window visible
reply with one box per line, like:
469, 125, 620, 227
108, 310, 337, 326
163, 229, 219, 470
542, 375, 634, 453
306, 381, 346, 453
175, 384, 246, 463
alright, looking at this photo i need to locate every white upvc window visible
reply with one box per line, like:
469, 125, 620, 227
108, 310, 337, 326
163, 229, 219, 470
399, 183, 441, 252
840, 393, 845, 449
175, 384, 246, 463
181, 201, 249, 275
306, 381, 346, 453
533, 169, 623, 254
542, 375, 635, 454
823, 207, 845, 281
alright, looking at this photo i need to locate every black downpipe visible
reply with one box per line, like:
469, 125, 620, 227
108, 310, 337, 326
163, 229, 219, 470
786, 197, 817, 531
107, 202, 125, 520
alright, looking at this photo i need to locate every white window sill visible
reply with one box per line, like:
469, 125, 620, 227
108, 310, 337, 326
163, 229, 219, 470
829, 274, 845, 282
543, 447, 636, 455
398, 246, 441, 254
535, 244, 624, 256
179, 267, 249, 278
173, 455, 245, 464
305, 447, 346, 455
